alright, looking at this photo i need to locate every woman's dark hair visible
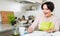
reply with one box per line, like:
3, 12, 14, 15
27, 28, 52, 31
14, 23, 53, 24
41, 1, 55, 12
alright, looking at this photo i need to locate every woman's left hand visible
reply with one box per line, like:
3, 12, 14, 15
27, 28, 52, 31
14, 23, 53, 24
44, 28, 55, 33
48, 28, 55, 33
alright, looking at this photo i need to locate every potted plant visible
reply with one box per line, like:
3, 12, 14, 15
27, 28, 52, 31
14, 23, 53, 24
8, 14, 15, 25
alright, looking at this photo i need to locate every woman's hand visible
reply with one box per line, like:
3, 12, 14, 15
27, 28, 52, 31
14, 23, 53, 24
44, 28, 55, 33
48, 28, 55, 33
28, 27, 33, 33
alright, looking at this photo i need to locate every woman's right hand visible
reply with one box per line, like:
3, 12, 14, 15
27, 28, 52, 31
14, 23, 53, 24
28, 27, 33, 33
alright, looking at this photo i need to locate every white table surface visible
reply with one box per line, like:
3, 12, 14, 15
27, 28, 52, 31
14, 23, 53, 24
23, 31, 60, 36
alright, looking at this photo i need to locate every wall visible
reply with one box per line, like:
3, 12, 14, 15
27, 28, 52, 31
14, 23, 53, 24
24, 5, 42, 18
0, 1, 21, 12
47, 0, 60, 19
54, 0, 60, 19
0, 0, 26, 21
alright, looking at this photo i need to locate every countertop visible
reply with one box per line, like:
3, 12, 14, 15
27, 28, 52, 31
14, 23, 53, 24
0, 24, 13, 32
0, 23, 30, 32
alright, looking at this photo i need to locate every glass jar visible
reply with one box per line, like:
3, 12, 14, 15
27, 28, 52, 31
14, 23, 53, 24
12, 24, 20, 36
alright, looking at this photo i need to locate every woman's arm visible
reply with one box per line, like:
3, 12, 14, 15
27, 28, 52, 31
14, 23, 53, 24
54, 18, 60, 31
28, 15, 40, 33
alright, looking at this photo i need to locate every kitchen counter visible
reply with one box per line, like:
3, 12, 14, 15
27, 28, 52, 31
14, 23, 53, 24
0, 23, 13, 36
0, 23, 30, 36
0, 24, 13, 32
0, 23, 30, 32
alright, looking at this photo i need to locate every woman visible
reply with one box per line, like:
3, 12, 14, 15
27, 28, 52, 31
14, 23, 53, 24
25, 1, 60, 36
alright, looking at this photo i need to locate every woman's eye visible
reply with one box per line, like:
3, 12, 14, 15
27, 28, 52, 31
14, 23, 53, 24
43, 8, 49, 10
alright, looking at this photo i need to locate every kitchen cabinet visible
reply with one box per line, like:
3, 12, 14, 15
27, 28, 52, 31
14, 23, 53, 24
15, 0, 47, 3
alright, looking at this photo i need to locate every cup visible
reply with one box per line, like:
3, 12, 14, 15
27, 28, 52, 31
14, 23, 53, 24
19, 27, 25, 36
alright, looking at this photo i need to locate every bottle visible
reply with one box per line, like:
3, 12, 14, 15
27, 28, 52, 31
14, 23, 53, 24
12, 27, 20, 36
12, 21, 20, 36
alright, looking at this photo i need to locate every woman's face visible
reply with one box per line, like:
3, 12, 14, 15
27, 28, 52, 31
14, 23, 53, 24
42, 4, 51, 17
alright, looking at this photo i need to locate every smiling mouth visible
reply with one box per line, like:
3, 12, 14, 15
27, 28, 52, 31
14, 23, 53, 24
44, 13, 48, 15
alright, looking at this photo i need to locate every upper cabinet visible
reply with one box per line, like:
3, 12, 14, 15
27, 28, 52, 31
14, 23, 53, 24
14, 0, 47, 11
15, 0, 47, 4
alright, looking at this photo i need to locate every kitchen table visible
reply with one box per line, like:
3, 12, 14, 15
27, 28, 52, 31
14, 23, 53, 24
23, 31, 60, 36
